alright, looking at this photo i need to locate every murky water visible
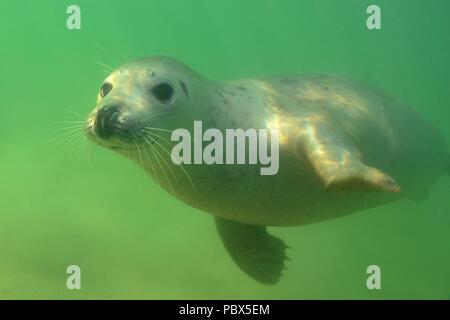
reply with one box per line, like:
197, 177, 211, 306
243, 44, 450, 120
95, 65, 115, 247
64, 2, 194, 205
0, 0, 449, 299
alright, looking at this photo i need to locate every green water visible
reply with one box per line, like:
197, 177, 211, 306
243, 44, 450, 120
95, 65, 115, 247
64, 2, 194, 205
0, 0, 449, 299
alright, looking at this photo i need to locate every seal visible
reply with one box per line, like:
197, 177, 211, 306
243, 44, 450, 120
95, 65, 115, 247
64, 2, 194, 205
85, 56, 449, 284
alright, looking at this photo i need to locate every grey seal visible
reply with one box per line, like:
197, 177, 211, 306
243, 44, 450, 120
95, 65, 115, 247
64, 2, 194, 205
85, 56, 449, 284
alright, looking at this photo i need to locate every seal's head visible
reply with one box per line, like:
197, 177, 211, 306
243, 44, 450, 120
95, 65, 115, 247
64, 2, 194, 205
85, 56, 207, 152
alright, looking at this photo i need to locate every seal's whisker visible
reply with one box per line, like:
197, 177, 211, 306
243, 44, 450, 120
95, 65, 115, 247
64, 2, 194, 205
133, 135, 148, 181
54, 120, 85, 124
55, 128, 84, 148
141, 142, 160, 187
144, 131, 197, 193
142, 136, 176, 196
78, 136, 91, 167
141, 130, 172, 146
51, 121, 84, 141
153, 140, 196, 193
92, 42, 113, 61
58, 126, 84, 134
64, 109, 85, 119
67, 132, 85, 157
54, 122, 84, 131
141, 112, 169, 122
73, 135, 88, 164
51, 126, 85, 146
148, 144, 175, 196
82, 137, 92, 166
144, 126, 203, 144
60, 131, 85, 161
94, 61, 115, 73
56, 124, 85, 131
51, 111, 86, 153
142, 136, 177, 182
143, 126, 174, 134
125, 140, 143, 185
133, 136, 144, 168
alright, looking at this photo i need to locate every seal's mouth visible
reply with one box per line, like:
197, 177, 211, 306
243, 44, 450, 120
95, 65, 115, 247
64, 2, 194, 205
85, 117, 158, 151
85, 104, 167, 152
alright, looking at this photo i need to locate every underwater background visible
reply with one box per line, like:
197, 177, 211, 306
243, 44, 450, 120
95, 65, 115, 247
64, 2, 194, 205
0, 0, 449, 299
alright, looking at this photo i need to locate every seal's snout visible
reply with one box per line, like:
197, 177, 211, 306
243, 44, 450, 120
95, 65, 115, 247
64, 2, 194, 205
94, 105, 121, 139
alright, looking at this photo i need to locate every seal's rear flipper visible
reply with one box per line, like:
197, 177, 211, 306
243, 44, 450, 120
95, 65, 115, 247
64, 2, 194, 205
299, 119, 401, 193
214, 217, 289, 285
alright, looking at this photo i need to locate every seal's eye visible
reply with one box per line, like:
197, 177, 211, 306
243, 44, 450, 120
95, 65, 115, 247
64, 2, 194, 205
151, 82, 174, 103
100, 83, 113, 98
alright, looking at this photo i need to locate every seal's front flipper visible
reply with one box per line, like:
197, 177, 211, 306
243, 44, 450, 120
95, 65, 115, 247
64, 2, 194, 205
324, 163, 401, 193
214, 217, 289, 285
300, 120, 400, 193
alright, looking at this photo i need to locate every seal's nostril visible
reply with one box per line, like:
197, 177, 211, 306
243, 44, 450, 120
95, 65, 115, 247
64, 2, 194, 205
95, 105, 121, 139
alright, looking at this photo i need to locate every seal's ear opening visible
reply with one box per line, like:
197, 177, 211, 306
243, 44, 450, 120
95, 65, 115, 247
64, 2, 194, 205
151, 82, 174, 103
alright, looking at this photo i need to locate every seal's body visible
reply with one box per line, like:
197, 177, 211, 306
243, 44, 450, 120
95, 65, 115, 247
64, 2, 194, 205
86, 56, 449, 284
183, 75, 448, 226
